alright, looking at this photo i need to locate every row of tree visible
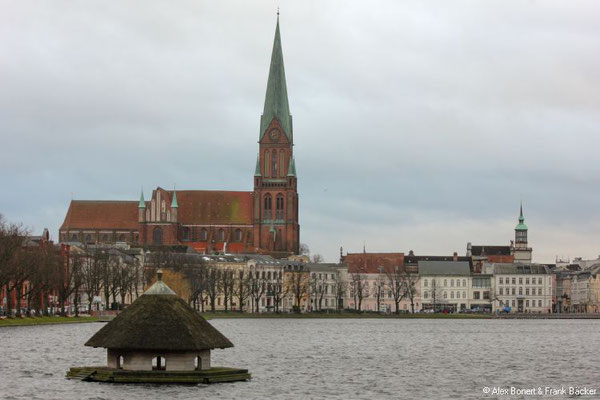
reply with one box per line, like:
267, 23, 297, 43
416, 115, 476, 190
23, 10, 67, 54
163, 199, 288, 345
350, 266, 418, 314
0, 215, 144, 317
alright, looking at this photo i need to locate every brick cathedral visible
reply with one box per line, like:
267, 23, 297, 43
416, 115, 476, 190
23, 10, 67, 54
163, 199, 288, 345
59, 17, 300, 256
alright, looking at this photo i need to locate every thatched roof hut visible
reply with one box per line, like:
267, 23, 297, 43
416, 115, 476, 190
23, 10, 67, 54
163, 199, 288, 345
85, 270, 232, 371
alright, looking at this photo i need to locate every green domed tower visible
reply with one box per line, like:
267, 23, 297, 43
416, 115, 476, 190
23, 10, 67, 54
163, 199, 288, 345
512, 202, 532, 263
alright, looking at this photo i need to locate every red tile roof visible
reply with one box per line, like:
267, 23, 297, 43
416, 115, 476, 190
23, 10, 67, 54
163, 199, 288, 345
342, 252, 405, 274
60, 200, 139, 231
176, 191, 253, 225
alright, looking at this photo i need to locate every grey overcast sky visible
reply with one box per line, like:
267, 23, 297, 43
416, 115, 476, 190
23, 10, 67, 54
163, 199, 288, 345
1, 1, 599, 263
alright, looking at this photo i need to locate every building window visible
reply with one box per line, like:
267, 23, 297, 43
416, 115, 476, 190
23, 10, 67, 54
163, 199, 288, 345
499, 288, 503, 295
444, 279, 447, 287
538, 288, 542, 295
462, 292, 466, 299
519, 278, 523, 284
153, 228, 163, 245
512, 278, 516, 285
271, 149, 278, 178
450, 291, 454, 299
182, 227, 190, 241
234, 229, 242, 242
85, 234, 92, 243
195, 356, 202, 371
526, 278, 530, 285
200, 228, 208, 241
473, 291, 480, 300
499, 277, 503, 285
538, 278, 542, 285
525, 300, 529, 307
483, 291, 490, 300
526, 288, 529, 296
519, 287, 523, 295
462, 279, 466, 287
450, 279, 454, 287
538, 300, 542, 307
265, 151, 270, 178
512, 288, 516, 295
117, 355, 124, 370
264, 194, 272, 220
276, 194, 284, 220
218, 229, 225, 242
424, 279, 428, 287
443, 291, 447, 299
102, 234, 110, 242
152, 356, 166, 371
512, 300, 515, 307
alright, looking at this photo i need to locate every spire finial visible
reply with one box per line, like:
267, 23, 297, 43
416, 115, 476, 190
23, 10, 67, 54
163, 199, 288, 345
277, 6, 280, 17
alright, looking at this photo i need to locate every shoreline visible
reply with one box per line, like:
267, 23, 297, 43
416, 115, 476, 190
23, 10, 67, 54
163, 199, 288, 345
0, 316, 98, 327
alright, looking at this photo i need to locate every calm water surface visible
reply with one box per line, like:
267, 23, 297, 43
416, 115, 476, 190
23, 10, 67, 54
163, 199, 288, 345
0, 319, 598, 399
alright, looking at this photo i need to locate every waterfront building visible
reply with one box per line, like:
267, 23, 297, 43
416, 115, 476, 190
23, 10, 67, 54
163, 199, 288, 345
58, 16, 300, 257
555, 264, 600, 313
419, 261, 474, 312
485, 263, 553, 313
307, 263, 347, 311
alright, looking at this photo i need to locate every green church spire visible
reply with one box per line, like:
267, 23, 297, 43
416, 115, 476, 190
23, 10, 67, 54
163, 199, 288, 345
515, 201, 527, 231
254, 153, 262, 177
171, 187, 178, 208
138, 188, 146, 208
287, 157, 296, 177
260, 15, 292, 141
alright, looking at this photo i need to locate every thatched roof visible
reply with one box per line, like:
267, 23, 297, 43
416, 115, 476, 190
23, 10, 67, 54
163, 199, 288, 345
85, 278, 233, 351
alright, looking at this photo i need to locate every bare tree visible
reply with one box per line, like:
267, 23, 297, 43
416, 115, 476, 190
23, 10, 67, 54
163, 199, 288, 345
385, 265, 409, 314
311, 254, 324, 263
0, 218, 27, 317
55, 248, 84, 316
350, 271, 367, 312
332, 270, 348, 312
373, 273, 386, 313
310, 272, 326, 311
299, 243, 310, 256
403, 271, 419, 314
287, 269, 309, 313
248, 267, 267, 313
206, 266, 222, 312
233, 269, 250, 313
221, 268, 235, 312
82, 247, 106, 313
270, 268, 286, 313
184, 257, 208, 311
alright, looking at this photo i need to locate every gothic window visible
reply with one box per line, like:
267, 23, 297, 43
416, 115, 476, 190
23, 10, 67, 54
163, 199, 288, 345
200, 228, 208, 241
85, 234, 92, 243
234, 229, 242, 242
280, 152, 285, 177
71, 233, 78, 241
182, 227, 190, 241
153, 228, 163, 245
272, 149, 278, 178
276, 193, 284, 219
264, 151, 270, 178
218, 229, 225, 242
118, 234, 126, 242
102, 234, 110, 242
264, 194, 272, 219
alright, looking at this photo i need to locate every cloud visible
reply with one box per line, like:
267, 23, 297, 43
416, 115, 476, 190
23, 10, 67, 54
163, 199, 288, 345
1, 1, 599, 263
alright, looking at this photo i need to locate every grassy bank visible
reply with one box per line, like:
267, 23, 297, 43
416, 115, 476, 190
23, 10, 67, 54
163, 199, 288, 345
200, 312, 492, 320
0, 315, 98, 327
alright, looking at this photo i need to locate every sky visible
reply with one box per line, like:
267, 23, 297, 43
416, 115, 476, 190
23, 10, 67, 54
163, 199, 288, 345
1, 1, 599, 263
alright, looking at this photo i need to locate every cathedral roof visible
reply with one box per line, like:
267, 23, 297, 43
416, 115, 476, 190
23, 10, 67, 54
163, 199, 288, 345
176, 190, 253, 225
60, 200, 139, 231
260, 17, 292, 141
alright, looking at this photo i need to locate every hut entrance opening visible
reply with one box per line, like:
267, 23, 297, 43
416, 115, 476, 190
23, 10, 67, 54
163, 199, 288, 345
116, 355, 124, 369
195, 356, 202, 370
152, 356, 166, 371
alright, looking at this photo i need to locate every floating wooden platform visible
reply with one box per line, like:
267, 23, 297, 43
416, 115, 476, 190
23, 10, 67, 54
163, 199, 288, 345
67, 366, 251, 384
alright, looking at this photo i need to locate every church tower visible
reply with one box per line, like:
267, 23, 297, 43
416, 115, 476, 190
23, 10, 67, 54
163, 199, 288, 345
511, 202, 532, 263
253, 15, 300, 255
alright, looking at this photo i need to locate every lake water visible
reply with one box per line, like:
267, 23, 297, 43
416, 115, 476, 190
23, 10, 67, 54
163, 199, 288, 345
1, 319, 599, 399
